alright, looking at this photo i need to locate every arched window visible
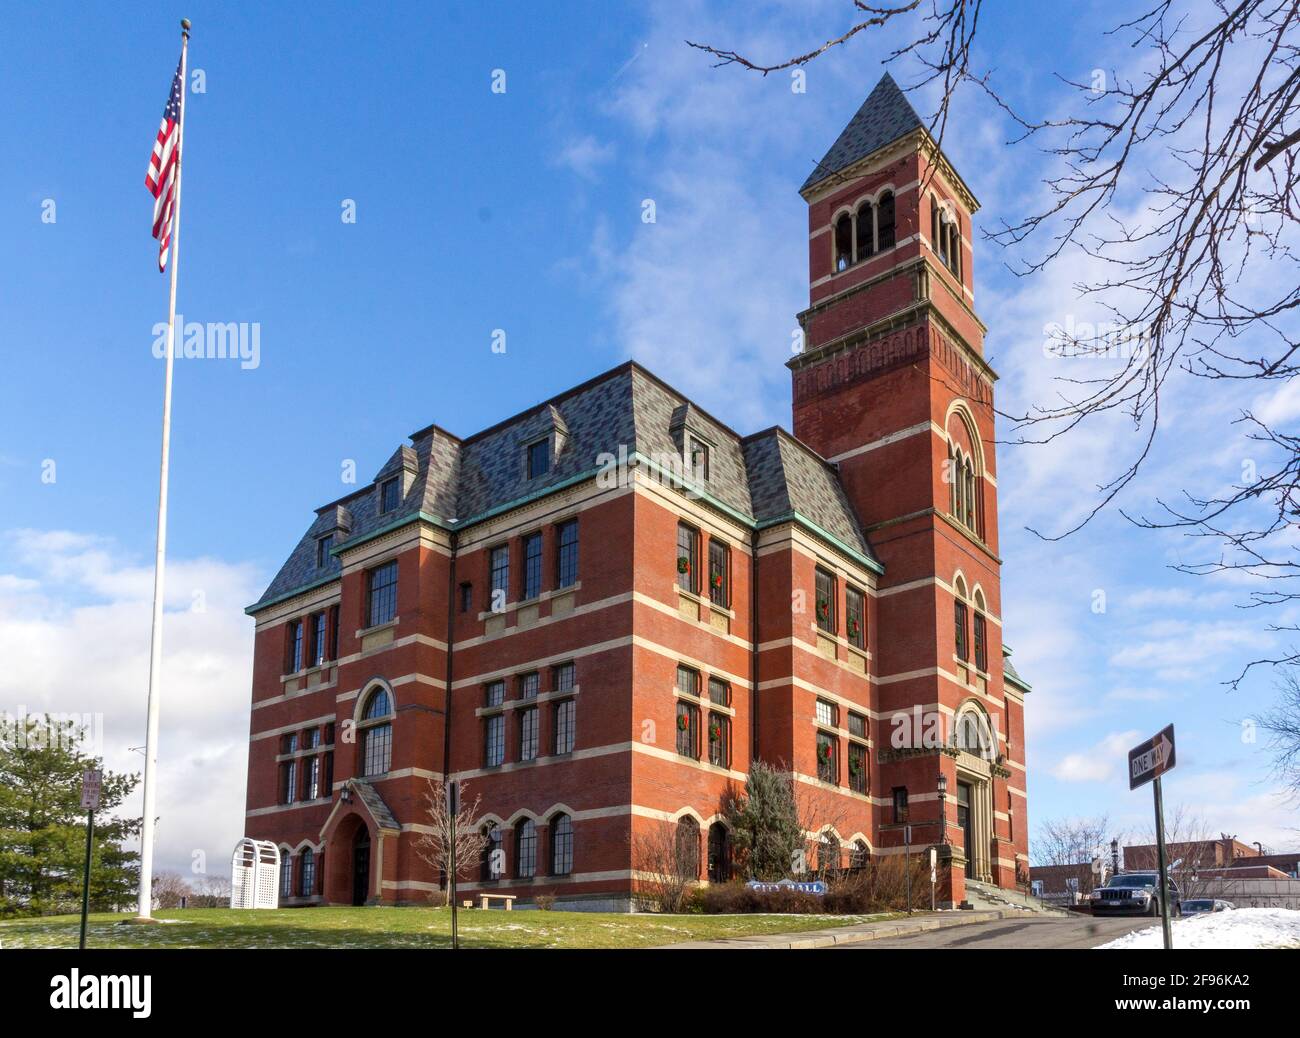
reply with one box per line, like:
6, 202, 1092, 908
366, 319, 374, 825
851, 839, 869, 869
957, 709, 993, 760
876, 191, 895, 250
834, 213, 853, 272
481, 822, 503, 881
973, 590, 988, 672
675, 816, 701, 879
550, 814, 573, 876
963, 458, 975, 530
359, 687, 393, 776
817, 833, 841, 876
279, 850, 293, 898
299, 847, 315, 896
855, 201, 875, 260
707, 822, 730, 883
515, 819, 537, 879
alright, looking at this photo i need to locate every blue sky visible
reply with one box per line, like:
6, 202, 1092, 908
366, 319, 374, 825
1, 0, 1295, 875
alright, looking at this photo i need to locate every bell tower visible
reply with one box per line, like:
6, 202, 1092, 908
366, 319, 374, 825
790, 74, 1024, 898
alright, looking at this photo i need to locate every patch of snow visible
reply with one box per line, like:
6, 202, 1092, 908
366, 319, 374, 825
1098, 908, 1300, 950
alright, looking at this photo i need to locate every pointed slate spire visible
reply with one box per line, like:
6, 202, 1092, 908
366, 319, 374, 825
801, 72, 926, 193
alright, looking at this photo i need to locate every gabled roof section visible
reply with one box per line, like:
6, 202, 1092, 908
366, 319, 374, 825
801, 72, 926, 194
248, 361, 883, 613
743, 428, 877, 564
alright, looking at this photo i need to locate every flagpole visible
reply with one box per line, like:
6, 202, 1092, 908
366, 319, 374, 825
136, 17, 190, 923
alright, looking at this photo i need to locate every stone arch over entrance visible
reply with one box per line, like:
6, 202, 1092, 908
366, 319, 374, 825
319, 778, 401, 906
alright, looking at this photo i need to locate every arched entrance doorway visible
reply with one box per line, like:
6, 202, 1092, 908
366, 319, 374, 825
352, 827, 371, 906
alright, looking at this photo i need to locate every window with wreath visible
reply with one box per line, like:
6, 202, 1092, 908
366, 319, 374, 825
816, 731, 838, 784
299, 847, 316, 896
676, 523, 699, 593
848, 741, 868, 794
366, 560, 398, 628
481, 823, 503, 881
846, 585, 865, 649
708, 539, 730, 607
814, 567, 836, 633
676, 701, 700, 759
515, 819, 537, 879
550, 814, 573, 876
707, 712, 730, 768
359, 687, 393, 776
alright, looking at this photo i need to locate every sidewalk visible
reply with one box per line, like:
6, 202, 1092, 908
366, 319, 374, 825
665, 909, 1022, 949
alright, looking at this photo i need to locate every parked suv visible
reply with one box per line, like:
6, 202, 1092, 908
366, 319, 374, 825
1090, 871, 1181, 917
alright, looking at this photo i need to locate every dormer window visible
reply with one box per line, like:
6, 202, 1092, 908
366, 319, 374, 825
379, 476, 401, 514
527, 438, 550, 479
686, 434, 710, 482
315, 533, 333, 567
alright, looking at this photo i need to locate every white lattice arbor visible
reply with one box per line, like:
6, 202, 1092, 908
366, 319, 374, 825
230, 838, 280, 909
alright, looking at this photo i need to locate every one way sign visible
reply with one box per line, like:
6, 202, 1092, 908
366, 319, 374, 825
1128, 725, 1176, 790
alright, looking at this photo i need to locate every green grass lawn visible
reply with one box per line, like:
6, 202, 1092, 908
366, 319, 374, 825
0, 906, 889, 950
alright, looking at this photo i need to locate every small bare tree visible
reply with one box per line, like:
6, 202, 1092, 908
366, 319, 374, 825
414, 779, 487, 907
1032, 814, 1113, 868
1258, 666, 1300, 803
630, 817, 701, 913
151, 871, 192, 909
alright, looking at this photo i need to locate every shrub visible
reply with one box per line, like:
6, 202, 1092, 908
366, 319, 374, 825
534, 895, 556, 911
692, 856, 932, 915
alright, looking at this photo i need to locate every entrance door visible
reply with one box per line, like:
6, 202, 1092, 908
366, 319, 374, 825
352, 828, 371, 906
957, 782, 974, 879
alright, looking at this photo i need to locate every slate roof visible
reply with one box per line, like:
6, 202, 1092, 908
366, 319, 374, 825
1003, 647, 1032, 692
347, 779, 400, 833
801, 72, 926, 193
248, 362, 880, 613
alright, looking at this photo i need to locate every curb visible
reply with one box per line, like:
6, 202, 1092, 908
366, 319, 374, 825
665, 908, 1028, 950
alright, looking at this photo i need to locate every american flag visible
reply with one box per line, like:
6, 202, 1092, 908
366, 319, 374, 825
145, 56, 184, 272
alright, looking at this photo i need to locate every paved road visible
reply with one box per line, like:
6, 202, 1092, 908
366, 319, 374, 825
840, 913, 1157, 949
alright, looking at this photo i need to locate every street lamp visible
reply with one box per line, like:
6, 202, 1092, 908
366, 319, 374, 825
1110, 837, 1119, 876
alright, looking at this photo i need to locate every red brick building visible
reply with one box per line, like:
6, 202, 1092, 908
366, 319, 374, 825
242, 74, 1032, 910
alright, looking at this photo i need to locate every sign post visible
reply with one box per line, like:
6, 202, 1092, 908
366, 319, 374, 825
1128, 724, 1176, 950
79, 769, 102, 950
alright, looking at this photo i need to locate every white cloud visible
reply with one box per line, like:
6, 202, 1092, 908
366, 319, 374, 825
1051, 729, 1142, 783
552, 135, 615, 181
0, 528, 260, 880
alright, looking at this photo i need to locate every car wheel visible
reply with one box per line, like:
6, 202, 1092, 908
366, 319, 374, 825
1149, 898, 1160, 917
